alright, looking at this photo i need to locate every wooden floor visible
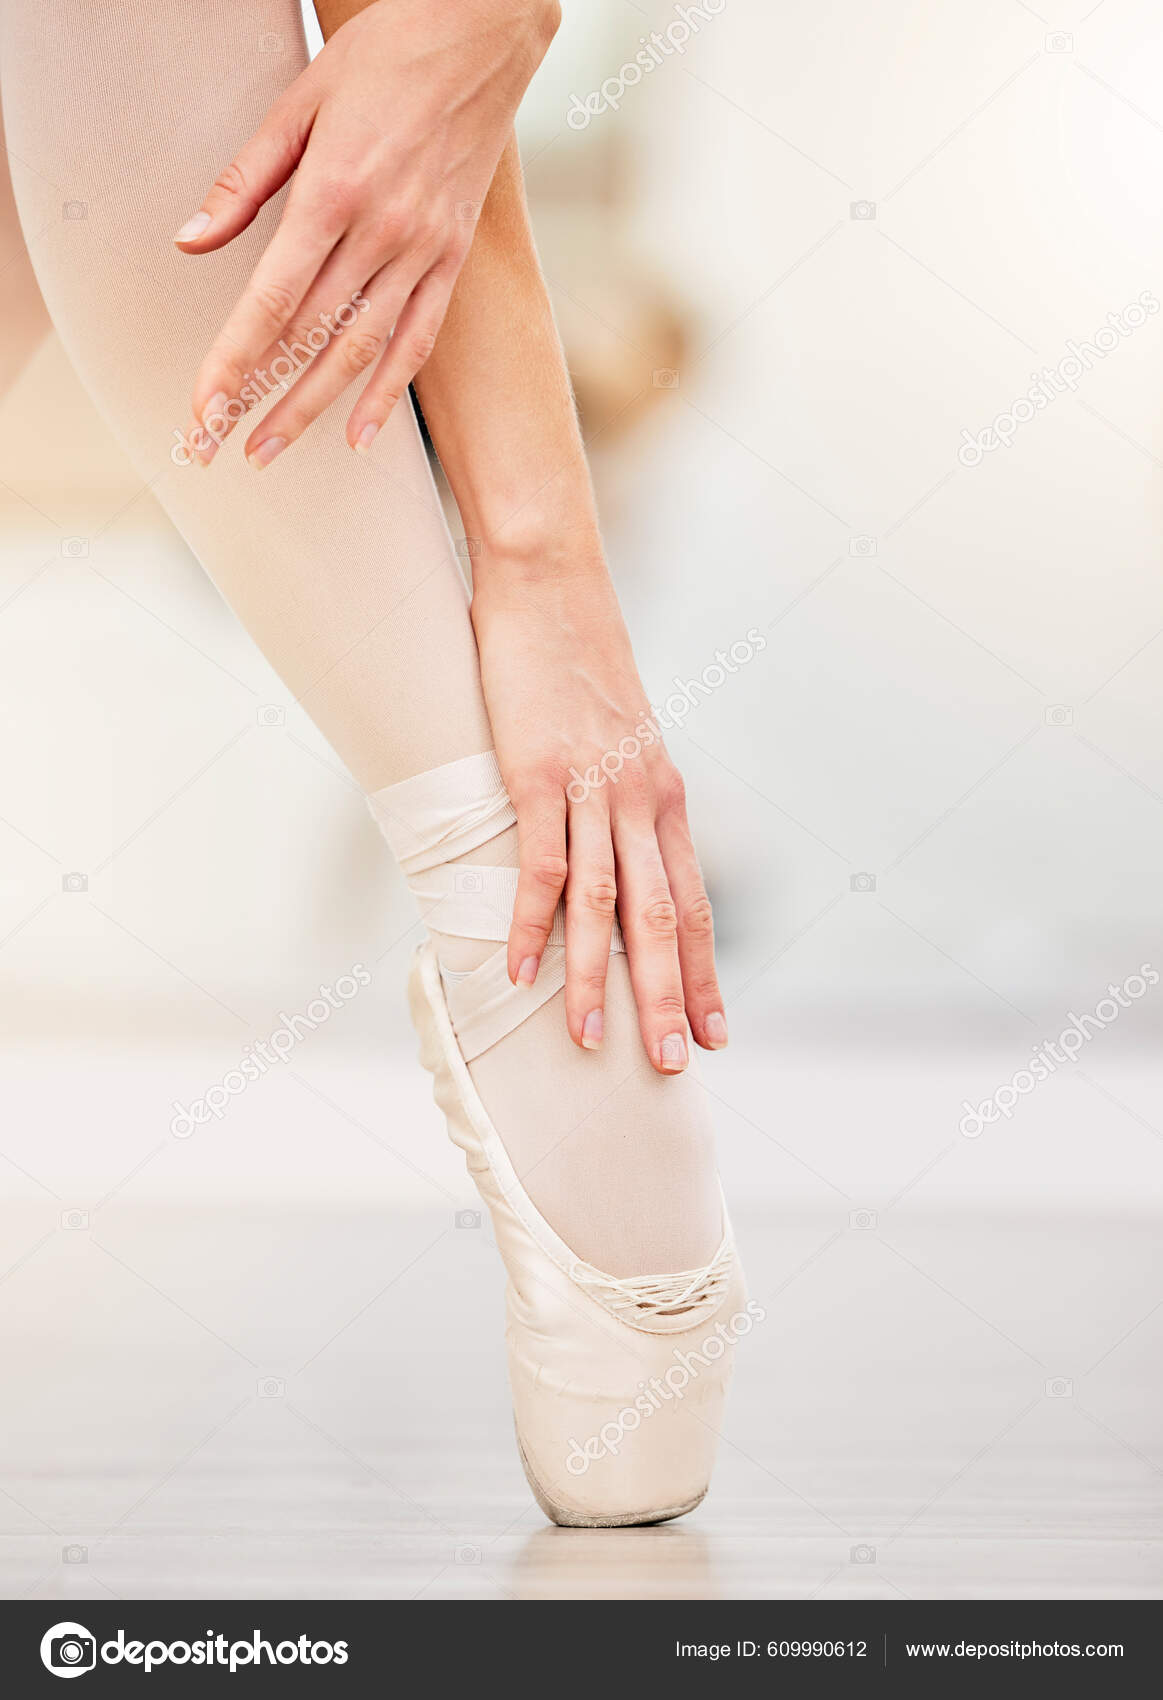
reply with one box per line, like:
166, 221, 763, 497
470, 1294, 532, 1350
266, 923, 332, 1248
1, 1202, 1159, 1600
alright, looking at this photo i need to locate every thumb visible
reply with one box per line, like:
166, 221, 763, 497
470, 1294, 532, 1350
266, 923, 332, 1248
174, 84, 314, 251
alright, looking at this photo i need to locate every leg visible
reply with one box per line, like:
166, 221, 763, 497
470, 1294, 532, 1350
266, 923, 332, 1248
0, 1, 488, 791
0, 0, 724, 1275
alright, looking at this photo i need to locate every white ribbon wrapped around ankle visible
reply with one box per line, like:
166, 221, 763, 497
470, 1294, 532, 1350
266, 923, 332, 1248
368, 751, 516, 876
408, 863, 539, 942
408, 862, 624, 953
368, 751, 622, 1058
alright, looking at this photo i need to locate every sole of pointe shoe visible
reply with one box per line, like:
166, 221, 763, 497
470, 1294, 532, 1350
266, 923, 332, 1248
516, 1431, 706, 1528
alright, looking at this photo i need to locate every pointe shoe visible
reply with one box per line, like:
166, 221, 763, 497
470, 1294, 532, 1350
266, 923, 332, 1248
408, 939, 749, 1527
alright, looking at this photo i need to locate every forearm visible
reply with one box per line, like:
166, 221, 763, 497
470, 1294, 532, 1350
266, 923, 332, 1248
414, 137, 603, 579
313, 0, 596, 580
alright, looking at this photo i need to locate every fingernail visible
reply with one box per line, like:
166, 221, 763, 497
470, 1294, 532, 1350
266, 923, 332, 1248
354, 423, 379, 454
174, 210, 211, 243
247, 436, 286, 470
186, 426, 216, 467
704, 1011, 728, 1049
660, 1031, 688, 1071
201, 391, 228, 426
581, 1009, 603, 1050
517, 955, 540, 987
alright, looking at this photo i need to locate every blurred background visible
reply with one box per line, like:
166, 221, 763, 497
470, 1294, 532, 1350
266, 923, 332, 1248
0, 0, 1161, 1599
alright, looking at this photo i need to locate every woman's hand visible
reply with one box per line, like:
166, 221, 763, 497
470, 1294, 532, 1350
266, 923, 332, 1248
175, 0, 559, 466
470, 556, 728, 1074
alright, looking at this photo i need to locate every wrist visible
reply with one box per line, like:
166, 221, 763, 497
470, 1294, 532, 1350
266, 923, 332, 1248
467, 519, 610, 592
456, 464, 607, 586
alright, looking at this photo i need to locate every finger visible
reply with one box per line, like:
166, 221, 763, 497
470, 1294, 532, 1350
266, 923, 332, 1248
190, 205, 352, 433
563, 795, 617, 1050
179, 420, 219, 469
243, 240, 382, 403
656, 803, 726, 1051
507, 784, 568, 988
174, 84, 315, 252
611, 804, 688, 1074
346, 261, 457, 451
241, 263, 418, 466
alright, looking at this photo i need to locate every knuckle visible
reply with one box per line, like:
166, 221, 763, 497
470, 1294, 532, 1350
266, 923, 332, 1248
656, 765, 687, 816
577, 879, 617, 917
652, 992, 687, 1020
615, 759, 653, 809
640, 896, 679, 939
510, 769, 550, 808
341, 329, 383, 375
515, 917, 552, 945
544, 754, 576, 792
373, 205, 411, 251
409, 328, 438, 367
281, 316, 319, 352
213, 160, 250, 204
412, 212, 443, 252
690, 975, 721, 1004
253, 277, 298, 327
528, 853, 569, 891
571, 966, 608, 994
309, 176, 357, 222
680, 896, 715, 939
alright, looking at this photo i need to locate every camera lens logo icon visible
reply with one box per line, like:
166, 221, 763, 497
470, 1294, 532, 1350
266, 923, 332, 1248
41, 1622, 96, 1677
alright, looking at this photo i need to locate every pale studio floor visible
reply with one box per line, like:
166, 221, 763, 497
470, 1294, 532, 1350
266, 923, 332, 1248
1, 1042, 1160, 1602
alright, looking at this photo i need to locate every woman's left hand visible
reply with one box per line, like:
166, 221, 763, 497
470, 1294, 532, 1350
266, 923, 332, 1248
175, 0, 560, 466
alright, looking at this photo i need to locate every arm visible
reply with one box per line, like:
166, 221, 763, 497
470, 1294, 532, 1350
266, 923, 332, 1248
411, 137, 598, 559
412, 141, 728, 1070
265, 1, 725, 1069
